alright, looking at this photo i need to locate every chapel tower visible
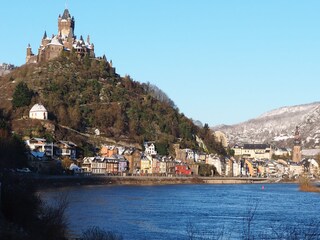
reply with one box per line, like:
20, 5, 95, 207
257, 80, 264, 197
292, 126, 302, 162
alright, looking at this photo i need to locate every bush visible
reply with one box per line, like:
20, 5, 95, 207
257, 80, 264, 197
81, 226, 123, 240
0, 174, 69, 240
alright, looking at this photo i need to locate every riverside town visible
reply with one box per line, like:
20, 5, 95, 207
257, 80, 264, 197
1, 6, 319, 186
1, 4, 320, 240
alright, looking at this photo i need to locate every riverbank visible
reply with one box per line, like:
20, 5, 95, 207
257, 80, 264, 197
31, 175, 276, 189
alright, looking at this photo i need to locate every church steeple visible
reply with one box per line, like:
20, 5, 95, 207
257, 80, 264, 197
292, 126, 302, 162
294, 126, 301, 146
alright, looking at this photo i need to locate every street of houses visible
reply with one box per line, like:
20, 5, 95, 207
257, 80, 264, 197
25, 138, 320, 179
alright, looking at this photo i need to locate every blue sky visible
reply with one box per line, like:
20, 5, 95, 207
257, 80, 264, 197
1, 1, 319, 126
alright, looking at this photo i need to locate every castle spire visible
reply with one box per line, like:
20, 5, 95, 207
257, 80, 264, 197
61, 9, 71, 19
43, 31, 47, 39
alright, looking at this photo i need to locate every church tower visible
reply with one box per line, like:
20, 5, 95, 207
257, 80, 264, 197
292, 126, 302, 162
58, 9, 75, 39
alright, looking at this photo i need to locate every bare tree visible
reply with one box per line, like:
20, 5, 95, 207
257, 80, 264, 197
242, 199, 259, 240
80, 226, 123, 240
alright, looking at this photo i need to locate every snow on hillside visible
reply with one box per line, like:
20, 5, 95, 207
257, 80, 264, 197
258, 102, 320, 119
213, 102, 320, 148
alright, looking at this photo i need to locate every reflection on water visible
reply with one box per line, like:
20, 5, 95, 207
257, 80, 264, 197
40, 184, 320, 239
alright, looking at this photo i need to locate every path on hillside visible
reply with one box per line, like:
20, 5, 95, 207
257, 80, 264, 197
58, 124, 141, 149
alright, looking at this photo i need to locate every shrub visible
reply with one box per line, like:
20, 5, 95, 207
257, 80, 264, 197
81, 226, 123, 240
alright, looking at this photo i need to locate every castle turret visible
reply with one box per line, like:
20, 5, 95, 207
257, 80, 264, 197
58, 9, 75, 39
64, 30, 74, 50
43, 31, 47, 39
26, 44, 34, 63
87, 35, 90, 45
41, 31, 50, 46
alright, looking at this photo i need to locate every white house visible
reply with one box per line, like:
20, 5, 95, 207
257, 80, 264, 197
25, 137, 54, 157
206, 154, 222, 175
185, 149, 195, 161
144, 142, 157, 156
29, 103, 48, 120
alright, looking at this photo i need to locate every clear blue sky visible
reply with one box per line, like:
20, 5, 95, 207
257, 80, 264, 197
1, 1, 319, 126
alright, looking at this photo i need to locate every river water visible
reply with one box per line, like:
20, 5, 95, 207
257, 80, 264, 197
40, 183, 320, 239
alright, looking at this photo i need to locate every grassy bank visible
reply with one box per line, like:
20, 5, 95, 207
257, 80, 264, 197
299, 176, 320, 192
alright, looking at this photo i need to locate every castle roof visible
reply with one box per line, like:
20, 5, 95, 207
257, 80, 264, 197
61, 9, 71, 19
48, 36, 63, 46
243, 144, 270, 150
30, 104, 47, 113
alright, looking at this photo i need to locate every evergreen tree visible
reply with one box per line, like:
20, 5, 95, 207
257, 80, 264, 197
12, 82, 33, 108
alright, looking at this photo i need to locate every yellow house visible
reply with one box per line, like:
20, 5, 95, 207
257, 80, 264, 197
140, 156, 152, 175
233, 144, 273, 160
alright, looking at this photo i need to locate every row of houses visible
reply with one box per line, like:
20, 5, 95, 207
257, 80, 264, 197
227, 158, 319, 178
81, 156, 192, 176
25, 138, 320, 178
79, 154, 319, 178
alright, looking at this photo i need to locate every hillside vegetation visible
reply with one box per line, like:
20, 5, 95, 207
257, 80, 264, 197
0, 53, 225, 155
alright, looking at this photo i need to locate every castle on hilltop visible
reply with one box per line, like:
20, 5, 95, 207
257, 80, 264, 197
26, 9, 95, 64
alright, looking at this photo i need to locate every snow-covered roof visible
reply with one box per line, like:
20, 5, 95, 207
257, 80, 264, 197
48, 36, 63, 46
59, 140, 77, 147
30, 104, 47, 113
30, 137, 46, 142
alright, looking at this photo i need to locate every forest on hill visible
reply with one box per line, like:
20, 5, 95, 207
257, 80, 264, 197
0, 53, 226, 156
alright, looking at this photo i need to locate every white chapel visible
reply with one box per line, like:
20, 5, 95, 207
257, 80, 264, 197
29, 103, 48, 120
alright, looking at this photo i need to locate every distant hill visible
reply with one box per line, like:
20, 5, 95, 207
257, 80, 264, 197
213, 102, 320, 148
0, 54, 225, 155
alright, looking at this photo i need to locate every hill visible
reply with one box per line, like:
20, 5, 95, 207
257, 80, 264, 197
213, 102, 320, 148
0, 53, 225, 156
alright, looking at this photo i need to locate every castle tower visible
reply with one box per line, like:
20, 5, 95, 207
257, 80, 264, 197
26, 44, 33, 59
58, 9, 75, 39
292, 126, 302, 162
41, 31, 51, 46
26, 8, 97, 64
26, 44, 36, 63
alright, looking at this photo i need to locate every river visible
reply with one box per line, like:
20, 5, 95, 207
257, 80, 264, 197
40, 183, 320, 239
